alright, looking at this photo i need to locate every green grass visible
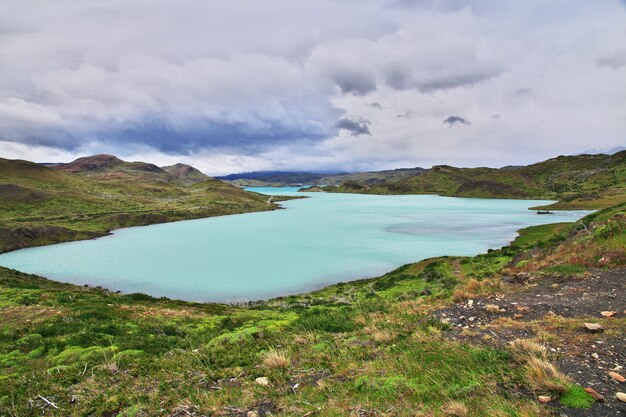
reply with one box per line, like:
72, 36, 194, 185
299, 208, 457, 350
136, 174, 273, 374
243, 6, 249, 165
0, 264, 536, 416
511, 223, 574, 249
559, 386, 595, 409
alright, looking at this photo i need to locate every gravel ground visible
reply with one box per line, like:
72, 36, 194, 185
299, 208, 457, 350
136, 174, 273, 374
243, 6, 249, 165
433, 268, 626, 416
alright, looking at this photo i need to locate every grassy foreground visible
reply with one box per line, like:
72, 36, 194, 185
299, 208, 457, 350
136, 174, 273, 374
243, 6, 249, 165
1, 201, 624, 416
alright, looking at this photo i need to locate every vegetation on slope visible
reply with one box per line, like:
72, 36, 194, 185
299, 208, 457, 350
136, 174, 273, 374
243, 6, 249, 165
0, 156, 278, 253
1, 203, 624, 416
325, 152, 626, 210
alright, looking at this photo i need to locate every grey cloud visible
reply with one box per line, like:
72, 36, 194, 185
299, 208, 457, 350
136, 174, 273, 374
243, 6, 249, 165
0, 52, 341, 154
384, 66, 413, 90
491, 114, 501, 119
415, 69, 501, 92
336, 117, 371, 136
396, 111, 415, 119
514, 88, 533, 95
596, 51, 626, 69
368, 102, 383, 109
443, 115, 470, 127
333, 71, 377, 95
1, 0, 625, 172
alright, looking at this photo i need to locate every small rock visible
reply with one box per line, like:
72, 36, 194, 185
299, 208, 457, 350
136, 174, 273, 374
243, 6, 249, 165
584, 387, 604, 402
591, 353, 599, 359
537, 395, 552, 403
513, 314, 523, 319
584, 323, 604, 333
608, 371, 626, 382
601, 311, 617, 317
247, 412, 259, 417
255, 376, 270, 386
617, 392, 626, 403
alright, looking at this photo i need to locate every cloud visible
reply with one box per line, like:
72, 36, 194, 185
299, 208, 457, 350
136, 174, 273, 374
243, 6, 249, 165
596, 51, 626, 69
0, 0, 625, 173
396, 111, 415, 118
1, 53, 340, 153
336, 117, 372, 136
443, 115, 470, 127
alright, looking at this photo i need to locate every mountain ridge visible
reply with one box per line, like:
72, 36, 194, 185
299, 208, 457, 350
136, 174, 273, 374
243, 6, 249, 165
53, 154, 210, 186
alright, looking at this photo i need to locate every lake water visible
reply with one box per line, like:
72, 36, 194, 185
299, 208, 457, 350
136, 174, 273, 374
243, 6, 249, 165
0, 188, 590, 302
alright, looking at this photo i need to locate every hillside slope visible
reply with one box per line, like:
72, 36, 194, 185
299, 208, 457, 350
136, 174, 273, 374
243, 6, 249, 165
0, 156, 275, 253
326, 152, 626, 209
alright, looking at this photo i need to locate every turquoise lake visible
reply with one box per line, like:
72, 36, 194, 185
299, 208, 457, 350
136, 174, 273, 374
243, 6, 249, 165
0, 188, 590, 302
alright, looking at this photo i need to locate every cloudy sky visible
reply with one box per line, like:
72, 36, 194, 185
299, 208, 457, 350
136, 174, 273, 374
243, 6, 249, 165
1, 0, 625, 175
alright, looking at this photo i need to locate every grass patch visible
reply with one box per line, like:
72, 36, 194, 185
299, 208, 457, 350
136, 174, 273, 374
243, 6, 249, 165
559, 385, 595, 409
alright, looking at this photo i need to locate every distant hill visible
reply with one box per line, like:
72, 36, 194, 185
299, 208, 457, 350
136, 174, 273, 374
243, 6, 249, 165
576, 146, 626, 155
218, 167, 426, 187
53, 154, 209, 185
217, 171, 332, 186
326, 151, 626, 209
0, 156, 274, 253
161, 163, 210, 185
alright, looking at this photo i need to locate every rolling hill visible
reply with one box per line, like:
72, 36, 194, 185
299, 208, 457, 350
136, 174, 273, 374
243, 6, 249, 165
53, 154, 211, 185
325, 151, 626, 209
0, 156, 276, 253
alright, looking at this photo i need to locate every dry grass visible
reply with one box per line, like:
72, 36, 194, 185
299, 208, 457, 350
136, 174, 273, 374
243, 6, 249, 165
364, 325, 396, 343
509, 339, 570, 398
0, 305, 64, 327
525, 357, 570, 395
452, 277, 502, 303
465, 278, 482, 293
261, 349, 291, 369
442, 400, 469, 417
452, 289, 470, 302
483, 304, 501, 313
509, 339, 547, 363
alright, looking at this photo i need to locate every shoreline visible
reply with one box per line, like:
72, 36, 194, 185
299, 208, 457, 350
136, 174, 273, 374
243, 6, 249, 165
0, 193, 592, 305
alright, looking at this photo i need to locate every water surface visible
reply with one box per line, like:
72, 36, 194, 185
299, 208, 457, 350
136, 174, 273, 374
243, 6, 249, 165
0, 188, 590, 301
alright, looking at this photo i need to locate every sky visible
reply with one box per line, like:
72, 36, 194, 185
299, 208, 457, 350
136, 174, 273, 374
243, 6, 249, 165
1, 0, 625, 175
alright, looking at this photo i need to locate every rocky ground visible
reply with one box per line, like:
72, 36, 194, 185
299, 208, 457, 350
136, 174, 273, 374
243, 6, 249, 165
434, 268, 626, 416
